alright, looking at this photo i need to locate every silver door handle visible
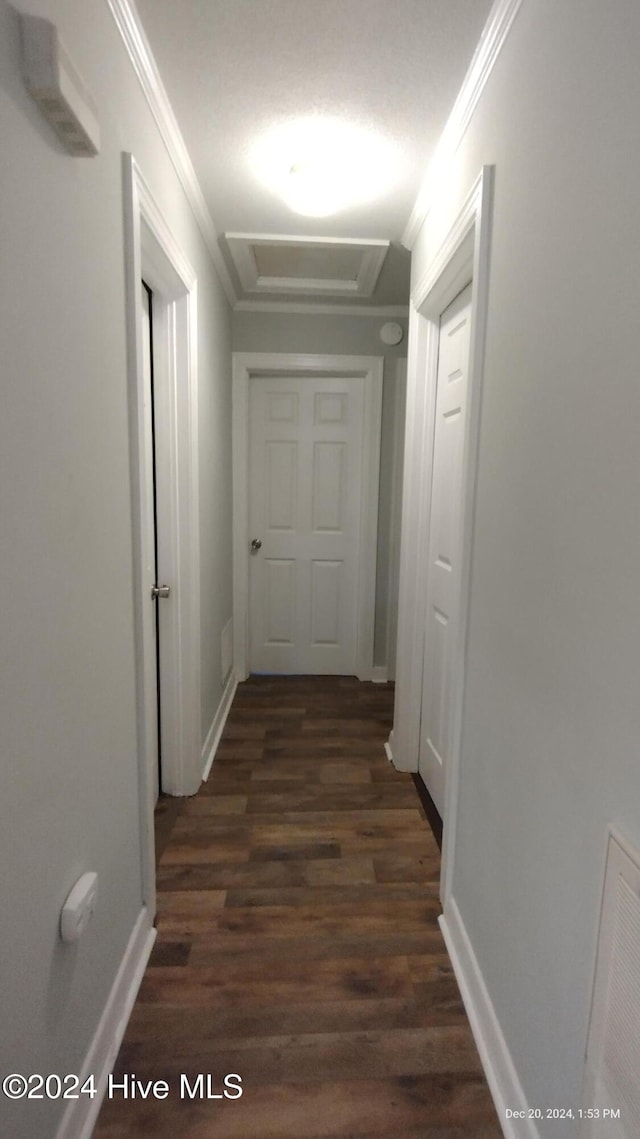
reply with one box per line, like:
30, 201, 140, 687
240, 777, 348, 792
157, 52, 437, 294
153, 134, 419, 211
151, 584, 171, 599
250, 538, 262, 553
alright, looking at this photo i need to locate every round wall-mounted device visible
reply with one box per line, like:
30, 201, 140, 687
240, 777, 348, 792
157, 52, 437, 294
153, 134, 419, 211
380, 321, 404, 346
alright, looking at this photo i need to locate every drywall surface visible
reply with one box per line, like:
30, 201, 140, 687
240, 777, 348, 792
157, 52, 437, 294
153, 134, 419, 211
198, 275, 233, 742
0, 2, 231, 1135
410, 0, 640, 1130
232, 311, 408, 669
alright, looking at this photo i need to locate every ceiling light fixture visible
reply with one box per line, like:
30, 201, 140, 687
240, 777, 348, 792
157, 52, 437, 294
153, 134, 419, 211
252, 116, 400, 218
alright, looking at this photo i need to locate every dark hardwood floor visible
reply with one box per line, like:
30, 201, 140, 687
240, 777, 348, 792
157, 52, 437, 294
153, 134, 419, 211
94, 676, 501, 1138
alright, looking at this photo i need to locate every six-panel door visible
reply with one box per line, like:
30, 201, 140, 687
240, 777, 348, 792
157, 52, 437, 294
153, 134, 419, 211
249, 375, 365, 674
418, 283, 473, 814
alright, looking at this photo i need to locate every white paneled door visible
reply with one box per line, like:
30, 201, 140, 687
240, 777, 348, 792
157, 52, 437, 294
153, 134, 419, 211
249, 375, 366, 674
419, 283, 473, 815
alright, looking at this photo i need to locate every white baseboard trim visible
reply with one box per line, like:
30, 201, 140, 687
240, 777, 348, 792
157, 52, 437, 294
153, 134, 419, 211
371, 666, 388, 684
201, 668, 238, 782
439, 899, 539, 1139
55, 907, 156, 1139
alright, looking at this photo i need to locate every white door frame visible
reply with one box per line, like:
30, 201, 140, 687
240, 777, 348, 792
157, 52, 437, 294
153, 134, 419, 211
393, 166, 494, 905
123, 154, 202, 908
232, 352, 383, 682
385, 356, 408, 682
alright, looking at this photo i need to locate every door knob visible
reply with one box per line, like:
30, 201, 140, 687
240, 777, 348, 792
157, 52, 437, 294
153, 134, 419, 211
151, 584, 171, 599
250, 538, 262, 553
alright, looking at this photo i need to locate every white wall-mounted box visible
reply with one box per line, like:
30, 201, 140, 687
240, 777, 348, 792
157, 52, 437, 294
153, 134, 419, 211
20, 14, 100, 156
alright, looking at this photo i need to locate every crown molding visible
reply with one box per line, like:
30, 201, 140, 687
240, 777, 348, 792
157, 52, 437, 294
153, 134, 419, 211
234, 301, 409, 318
226, 232, 389, 249
402, 0, 524, 251
107, 0, 237, 306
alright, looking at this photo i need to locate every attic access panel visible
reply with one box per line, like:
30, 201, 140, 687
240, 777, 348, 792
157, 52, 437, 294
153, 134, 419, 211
224, 233, 389, 298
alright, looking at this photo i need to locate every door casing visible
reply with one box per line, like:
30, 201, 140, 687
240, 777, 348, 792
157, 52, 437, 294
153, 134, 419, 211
123, 154, 202, 912
232, 352, 383, 682
385, 356, 408, 682
392, 166, 494, 905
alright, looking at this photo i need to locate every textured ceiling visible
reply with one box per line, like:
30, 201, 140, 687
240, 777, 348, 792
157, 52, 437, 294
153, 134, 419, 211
133, 0, 495, 307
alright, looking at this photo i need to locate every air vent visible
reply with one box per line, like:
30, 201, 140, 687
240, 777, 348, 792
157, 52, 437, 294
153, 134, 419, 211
20, 14, 100, 156
582, 827, 640, 1137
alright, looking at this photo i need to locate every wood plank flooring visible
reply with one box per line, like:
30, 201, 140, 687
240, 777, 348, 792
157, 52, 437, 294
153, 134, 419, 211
94, 676, 501, 1139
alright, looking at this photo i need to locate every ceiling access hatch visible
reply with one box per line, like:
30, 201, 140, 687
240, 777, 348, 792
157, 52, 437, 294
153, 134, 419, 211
224, 233, 389, 298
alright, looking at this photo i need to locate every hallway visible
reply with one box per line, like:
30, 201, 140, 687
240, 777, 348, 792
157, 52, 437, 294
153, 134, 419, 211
94, 677, 500, 1138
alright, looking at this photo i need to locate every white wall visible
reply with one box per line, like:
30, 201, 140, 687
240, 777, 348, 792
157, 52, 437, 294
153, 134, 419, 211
199, 275, 234, 741
408, 0, 640, 1130
0, 3, 232, 1135
232, 310, 407, 670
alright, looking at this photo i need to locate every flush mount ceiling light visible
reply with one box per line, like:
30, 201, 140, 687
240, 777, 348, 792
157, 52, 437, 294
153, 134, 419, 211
252, 116, 400, 217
